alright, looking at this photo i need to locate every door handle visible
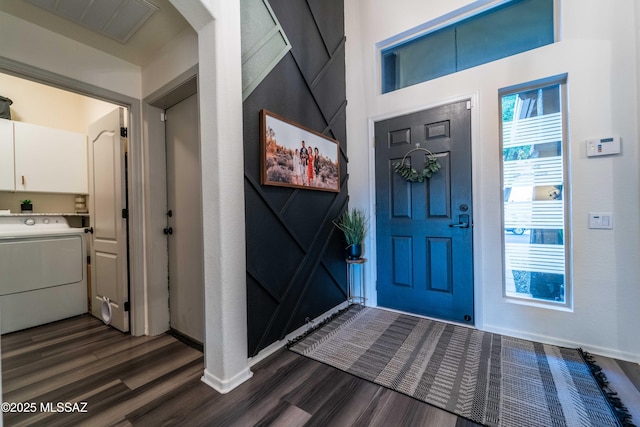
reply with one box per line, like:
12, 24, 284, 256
163, 227, 173, 235
449, 223, 469, 228
84, 227, 94, 234
449, 214, 470, 228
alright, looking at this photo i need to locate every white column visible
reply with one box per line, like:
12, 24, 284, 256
170, 0, 252, 393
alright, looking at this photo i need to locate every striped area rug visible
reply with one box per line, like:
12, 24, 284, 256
289, 305, 631, 427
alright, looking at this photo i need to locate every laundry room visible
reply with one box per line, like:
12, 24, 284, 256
0, 71, 120, 333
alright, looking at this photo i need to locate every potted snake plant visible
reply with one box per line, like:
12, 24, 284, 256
333, 208, 368, 260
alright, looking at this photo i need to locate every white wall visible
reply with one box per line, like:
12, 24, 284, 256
0, 11, 141, 98
345, 0, 640, 361
0, 72, 117, 132
141, 26, 198, 98
138, 17, 198, 339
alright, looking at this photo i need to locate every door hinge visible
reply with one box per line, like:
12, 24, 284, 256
122, 208, 128, 219
124, 301, 130, 312
120, 127, 128, 137
161, 112, 167, 122
466, 100, 472, 110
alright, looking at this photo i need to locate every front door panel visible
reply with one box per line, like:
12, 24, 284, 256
375, 101, 473, 324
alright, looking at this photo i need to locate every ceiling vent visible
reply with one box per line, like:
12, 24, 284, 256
26, 0, 159, 44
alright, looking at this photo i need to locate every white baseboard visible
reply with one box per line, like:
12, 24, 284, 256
247, 301, 350, 367
201, 367, 253, 394
483, 324, 640, 363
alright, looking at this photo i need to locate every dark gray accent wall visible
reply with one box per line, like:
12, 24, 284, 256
243, 0, 348, 357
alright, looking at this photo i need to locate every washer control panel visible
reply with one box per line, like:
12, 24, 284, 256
0, 216, 71, 233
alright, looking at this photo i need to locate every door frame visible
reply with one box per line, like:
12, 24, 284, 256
143, 65, 199, 336
165, 92, 204, 342
366, 92, 485, 328
0, 56, 146, 335
0, 58, 201, 338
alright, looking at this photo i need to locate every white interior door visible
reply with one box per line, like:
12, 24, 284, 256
166, 94, 204, 343
89, 108, 129, 332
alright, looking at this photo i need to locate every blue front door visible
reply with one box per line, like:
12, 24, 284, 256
375, 101, 474, 324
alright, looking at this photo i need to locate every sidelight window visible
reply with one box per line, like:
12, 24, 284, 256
500, 77, 570, 306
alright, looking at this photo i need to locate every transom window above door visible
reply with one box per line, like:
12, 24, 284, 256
500, 76, 570, 307
380, 0, 555, 94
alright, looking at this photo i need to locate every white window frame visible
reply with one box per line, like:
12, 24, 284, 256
376, 0, 561, 95
499, 74, 572, 310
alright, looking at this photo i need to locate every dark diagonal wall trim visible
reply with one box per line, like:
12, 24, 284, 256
242, 0, 348, 356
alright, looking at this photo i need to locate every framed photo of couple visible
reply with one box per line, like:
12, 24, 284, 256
260, 109, 340, 192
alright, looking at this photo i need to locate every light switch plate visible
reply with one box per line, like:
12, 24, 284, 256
589, 212, 613, 229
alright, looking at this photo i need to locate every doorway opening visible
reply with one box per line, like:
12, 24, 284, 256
0, 67, 140, 334
146, 73, 204, 346
165, 93, 204, 345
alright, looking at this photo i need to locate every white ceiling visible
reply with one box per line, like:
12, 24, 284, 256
0, 0, 192, 67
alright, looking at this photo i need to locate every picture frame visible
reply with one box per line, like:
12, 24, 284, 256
260, 109, 340, 192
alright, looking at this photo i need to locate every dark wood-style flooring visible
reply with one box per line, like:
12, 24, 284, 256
2, 315, 639, 426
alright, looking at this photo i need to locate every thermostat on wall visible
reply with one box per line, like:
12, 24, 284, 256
586, 136, 621, 157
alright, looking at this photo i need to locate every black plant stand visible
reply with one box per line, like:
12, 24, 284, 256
346, 258, 366, 305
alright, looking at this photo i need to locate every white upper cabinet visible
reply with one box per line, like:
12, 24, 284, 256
0, 119, 14, 191
13, 122, 88, 194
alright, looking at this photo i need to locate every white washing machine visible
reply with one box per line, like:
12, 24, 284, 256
0, 215, 88, 334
